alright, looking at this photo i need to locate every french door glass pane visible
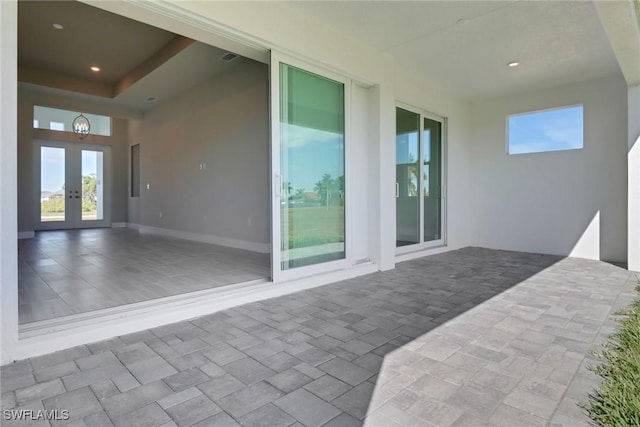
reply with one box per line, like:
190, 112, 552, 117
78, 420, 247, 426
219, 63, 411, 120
40, 146, 65, 222
424, 118, 442, 242
280, 63, 345, 270
396, 108, 420, 247
81, 150, 104, 221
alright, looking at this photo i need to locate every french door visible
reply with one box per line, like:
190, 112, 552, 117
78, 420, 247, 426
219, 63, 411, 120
35, 140, 111, 230
270, 52, 350, 281
395, 105, 446, 252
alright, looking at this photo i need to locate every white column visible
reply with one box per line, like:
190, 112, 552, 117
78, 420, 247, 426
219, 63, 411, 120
369, 78, 396, 271
629, 85, 640, 272
0, 0, 19, 365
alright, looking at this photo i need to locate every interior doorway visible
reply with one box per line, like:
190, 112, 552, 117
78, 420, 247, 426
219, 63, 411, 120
17, 1, 271, 327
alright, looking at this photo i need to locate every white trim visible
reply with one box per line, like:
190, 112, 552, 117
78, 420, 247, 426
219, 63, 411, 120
12, 262, 377, 362
395, 244, 455, 263
628, 86, 640, 271
18, 231, 34, 239
0, 0, 19, 366
111, 222, 127, 228
136, 224, 270, 254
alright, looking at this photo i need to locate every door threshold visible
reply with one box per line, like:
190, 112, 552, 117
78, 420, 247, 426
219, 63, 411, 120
19, 278, 269, 338
13, 262, 377, 362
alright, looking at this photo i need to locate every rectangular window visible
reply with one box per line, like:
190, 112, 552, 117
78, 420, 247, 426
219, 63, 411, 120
131, 144, 140, 197
50, 121, 65, 131
508, 105, 583, 155
34, 106, 112, 136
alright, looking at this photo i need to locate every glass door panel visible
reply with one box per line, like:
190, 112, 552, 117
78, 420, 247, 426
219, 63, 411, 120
395, 107, 445, 252
40, 146, 67, 223
81, 150, 104, 222
36, 141, 111, 230
396, 108, 420, 247
424, 118, 442, 242
279, 63, 345, 270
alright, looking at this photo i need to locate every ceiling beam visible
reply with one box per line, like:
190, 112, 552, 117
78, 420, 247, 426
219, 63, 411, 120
114, 35, 194, 97
593, 0, 640, 87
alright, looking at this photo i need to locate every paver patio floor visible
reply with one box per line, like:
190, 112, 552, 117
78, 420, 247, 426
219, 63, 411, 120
1, 247, 637, 426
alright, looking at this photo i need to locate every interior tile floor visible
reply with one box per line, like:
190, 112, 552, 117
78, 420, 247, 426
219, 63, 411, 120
2, 248, 637, 426
18, 229, 270, 324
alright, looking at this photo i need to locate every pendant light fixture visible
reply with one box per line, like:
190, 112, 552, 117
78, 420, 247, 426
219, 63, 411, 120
72, 113, 90, 139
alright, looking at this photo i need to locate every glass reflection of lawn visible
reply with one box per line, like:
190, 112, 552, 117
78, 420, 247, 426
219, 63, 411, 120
281, 173, 344, 249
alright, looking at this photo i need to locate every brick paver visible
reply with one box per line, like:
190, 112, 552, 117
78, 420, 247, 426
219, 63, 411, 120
1, 248, 637, 426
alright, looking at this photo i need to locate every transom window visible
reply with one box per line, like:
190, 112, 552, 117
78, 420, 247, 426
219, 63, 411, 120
33, 106, 112, 137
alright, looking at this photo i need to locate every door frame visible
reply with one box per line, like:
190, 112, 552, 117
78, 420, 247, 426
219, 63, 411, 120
395, 102, 447, 255
34, 139, 112, 230
270, 51, 354, 283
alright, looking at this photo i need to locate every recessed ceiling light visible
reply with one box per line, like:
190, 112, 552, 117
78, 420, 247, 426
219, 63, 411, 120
90, 66, 101, 72
52, 23, 64, 30
507, 61, 520, 68
456, 18, 470, 25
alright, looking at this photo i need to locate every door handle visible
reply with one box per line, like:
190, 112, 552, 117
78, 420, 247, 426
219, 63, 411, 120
274, 174, 281, 198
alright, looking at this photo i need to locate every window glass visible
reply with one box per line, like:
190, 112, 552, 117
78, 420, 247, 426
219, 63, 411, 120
279, 63, 345, 269
508, 105, 583, 155
34, 106, 111, 136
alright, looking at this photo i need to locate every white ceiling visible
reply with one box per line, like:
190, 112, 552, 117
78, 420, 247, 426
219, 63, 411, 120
19, 1, 626, 106
288, 0, 623, 101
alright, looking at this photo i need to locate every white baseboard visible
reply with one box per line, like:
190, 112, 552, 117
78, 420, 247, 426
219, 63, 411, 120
111, 222, 127, 228
18, 231, 35, 239
128, 223, 270, 254
395, 244, 454, 263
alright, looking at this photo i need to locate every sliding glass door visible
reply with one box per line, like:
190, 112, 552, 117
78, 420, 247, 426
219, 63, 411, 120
271, 53, 349, 281
396, 106, 445, 252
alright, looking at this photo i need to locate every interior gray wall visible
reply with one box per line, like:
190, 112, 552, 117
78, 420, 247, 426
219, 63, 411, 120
134, 59, 270, 246
469, 75, 628, 262
17, 90, 130, 232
